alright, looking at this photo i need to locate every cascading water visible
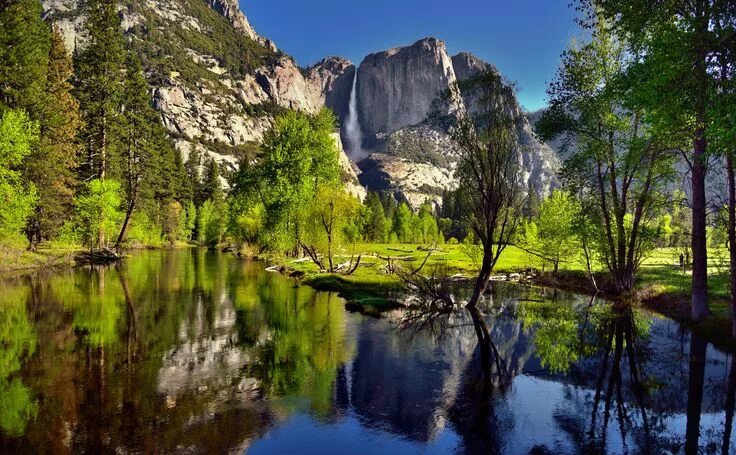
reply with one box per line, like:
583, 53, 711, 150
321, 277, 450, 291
345, 70, 363, 157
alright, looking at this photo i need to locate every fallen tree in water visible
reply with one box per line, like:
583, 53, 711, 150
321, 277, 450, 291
75, 247, 124, 265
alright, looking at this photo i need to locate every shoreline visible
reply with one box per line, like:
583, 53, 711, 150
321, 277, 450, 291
2, 245, 733, 348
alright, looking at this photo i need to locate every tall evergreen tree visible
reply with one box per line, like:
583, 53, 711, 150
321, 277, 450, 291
363, 192, 388, 243
25, 27, 81, 246
115, 52, 159, 247
75, 0, 126, 180
0, 0, 50, 116
172, 148, 191, 204
200, 157, 224, 204
185, 143, 204, 205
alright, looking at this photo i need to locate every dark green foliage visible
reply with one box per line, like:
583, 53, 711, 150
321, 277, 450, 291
116, 51, 172, 246
74, 0, 127, 180
362, 192, 388, 243
200, 157, 224, 205
440, 189, 469, 241
0, 0, 50, 116
24, 27, 82, 245
186, 143, 205, 206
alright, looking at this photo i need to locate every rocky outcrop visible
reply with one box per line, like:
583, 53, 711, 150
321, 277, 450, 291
356, 37, 463, 146
333, 134, 367, 201
350, 40, 559, 209
451, 52, 495, 82
306, 57, 355, 121
41, 0, 354, 177
206, 0, 276, 50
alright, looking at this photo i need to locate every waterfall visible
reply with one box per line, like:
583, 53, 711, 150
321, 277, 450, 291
345, 70, 363, 157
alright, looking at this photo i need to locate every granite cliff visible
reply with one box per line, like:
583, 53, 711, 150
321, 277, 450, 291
41, 2, 557, 208
347, 38, 559, 209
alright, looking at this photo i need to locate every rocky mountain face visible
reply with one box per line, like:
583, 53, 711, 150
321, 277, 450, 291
345, 38, 560, 209
356, 37, 463, 146
41, 1, 558, 208
41, 0, 361, 189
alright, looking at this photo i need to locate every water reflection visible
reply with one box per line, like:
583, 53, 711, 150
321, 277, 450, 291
0, 251, 734, 454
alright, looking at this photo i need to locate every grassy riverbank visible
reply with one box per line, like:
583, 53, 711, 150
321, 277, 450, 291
0, 241, 194, 277
0, 245, 79, 277
279, 243, 733, 343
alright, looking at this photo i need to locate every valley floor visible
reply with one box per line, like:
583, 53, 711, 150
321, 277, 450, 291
277, 244, 734, 347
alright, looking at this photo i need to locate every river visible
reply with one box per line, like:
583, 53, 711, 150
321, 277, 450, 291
0, 249, 733, 454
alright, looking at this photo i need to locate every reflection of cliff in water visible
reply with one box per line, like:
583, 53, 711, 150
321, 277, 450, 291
335, 307, 538, 443
333, 286, 735, 452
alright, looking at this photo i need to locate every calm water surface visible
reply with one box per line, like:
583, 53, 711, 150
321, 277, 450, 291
0, 249, 734, 454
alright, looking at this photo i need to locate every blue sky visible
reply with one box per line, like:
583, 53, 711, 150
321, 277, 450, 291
242, 0, 579, 112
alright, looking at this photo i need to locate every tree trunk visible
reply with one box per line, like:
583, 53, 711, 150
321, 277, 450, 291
685, 333, 707, 455
467, 249, 493, 308
728, 154, 736, 338
691, 0, 710, 321
116, 202, 134, 250
100, 114, 107, 180
691, 125, 710, 320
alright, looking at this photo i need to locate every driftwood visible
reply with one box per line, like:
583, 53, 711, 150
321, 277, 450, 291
75, 248, 124, 265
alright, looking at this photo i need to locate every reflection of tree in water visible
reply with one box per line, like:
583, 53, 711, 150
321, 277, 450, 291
583, 303, 653, 453
0, 285, 38, 438
0, 250, 355, 453
230, 263, 355, 418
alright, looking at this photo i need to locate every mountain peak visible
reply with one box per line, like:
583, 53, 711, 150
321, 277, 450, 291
206, 0, 277, 51
451, 52, 497, 81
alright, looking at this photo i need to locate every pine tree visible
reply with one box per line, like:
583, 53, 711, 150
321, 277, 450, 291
115, 52, 158, 247
75, 0, 126, 180
363, 192, 387, 242
185, 143, 203, 205
201, 157, 224, 204
172, 148, 191, 203
25, 27, 81, 246
0, 0, 50, 116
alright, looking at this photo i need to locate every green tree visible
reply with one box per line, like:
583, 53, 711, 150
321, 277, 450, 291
237, 109, 340, 253
171, 148, 191, 204
25, 27, 81, 247
200, 157, 224, 204
0, 0, 49, 116
162, 201, 183, 244
537, 11, 675, 293
362, 192, 388, 243
0, 110, 38, 243
392, 203, 413, 243
185, 143, 204, 206
197, 198, 226, 247
75, 179, 122, 249
417, 202, 440, 244
115, 52, 160, 247
591, 0, 734, 317
302, 183, 361, 272
451, 70, 526, 308
526, 190, 581, 275
75, 0, 126, 180
183, 200, 197, 242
